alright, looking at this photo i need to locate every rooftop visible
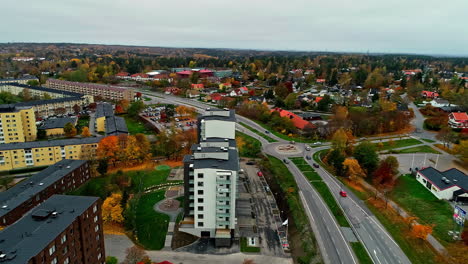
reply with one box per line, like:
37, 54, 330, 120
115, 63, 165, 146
39, 117, 77, 130
0, 83, 83, 98
0, 160, 87, 218
201, 108, 236, 122
0, 137, 100, 151
184, 147, 239, 171
47, 79, 130, 93
105, 116, 128, 135
95, 103, 114, 118
418, 167, 468, 191
0, 195, 98, 264
0, 104, 32, 113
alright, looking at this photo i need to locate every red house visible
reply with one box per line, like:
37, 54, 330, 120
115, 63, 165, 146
176, 70, 192, 78
421, 91, 439, 98
448, 112, 468, 128
191, 83, 204, 89
271, 108, 315, 130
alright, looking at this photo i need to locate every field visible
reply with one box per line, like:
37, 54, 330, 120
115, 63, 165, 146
389, 145, 441, 154
123, 114, 154, 135
235, 131, 262, 158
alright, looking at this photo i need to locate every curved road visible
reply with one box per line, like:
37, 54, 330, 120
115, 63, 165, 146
142, 90, 411, 264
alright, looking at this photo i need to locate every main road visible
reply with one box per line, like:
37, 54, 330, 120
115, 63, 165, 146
140, 90, 411, 264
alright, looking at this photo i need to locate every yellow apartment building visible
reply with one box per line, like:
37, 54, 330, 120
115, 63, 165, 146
0, 137, 100, 171
0, 105, 37, 144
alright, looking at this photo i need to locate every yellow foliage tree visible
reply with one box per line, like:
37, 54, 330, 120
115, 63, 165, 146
454, 140, 468, 164
81, 126, 91, 137
342, 158, 366, 182
331, 128, 348, 151
102, 193, 124, 224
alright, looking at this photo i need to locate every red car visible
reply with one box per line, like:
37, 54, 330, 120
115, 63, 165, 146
257, 171, 263, 177
339, 190, 347, 197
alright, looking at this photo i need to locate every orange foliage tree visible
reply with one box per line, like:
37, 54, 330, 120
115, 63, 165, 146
410, 224, 433, 240
102, 193, 124, 224
342, 158, 366, 182
97, 136, 119, 166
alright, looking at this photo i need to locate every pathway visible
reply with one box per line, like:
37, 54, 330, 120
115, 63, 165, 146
153, 186, 183, 249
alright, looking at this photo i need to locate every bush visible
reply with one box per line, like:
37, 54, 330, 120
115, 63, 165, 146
424, 117, 446, 131
106, 256, 118, 264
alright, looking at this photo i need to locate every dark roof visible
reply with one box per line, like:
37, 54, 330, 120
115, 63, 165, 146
397, 103, 409, 111
0, 104, 32, 113
419, 167, 468, 191
105, 116, 128, 135
39, 117, 77, 130
0, 195, 98, 264
0, 76, 38, 82
0, 137, 100, 151
189, 148, 239, 171
0, 160, 87, 218
298, 112, 321, 118
0, 83, 82, 97
95, 103, 114, 118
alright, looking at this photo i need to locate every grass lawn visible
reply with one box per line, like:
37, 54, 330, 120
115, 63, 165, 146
389, 145, 441, 154
239, 122, 277, 143
375, 138, 422, 151
261, 155, 318, 263
350, 242, 373, 264
122, 114, 154, 135
389, 175, 454, 244
240, 237, 261, 253
71, 168, 171, 199
421, 138, 436, 143
289, 157, 350, 227
250, 119, 320, 143
135, 190, 170, 250
76, 116, 90, 132
235, 131, 262, 158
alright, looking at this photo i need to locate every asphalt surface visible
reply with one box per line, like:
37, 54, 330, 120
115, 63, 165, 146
140, 90, 412, 264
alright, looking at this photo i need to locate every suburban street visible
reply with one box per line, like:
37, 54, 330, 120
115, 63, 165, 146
135, 90, 418, 264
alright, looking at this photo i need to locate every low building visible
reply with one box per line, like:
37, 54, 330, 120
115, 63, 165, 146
424, 98, 451, 108
95, 103, 128, 135
448, 112, 468, 129
0, 76, 38, 85
416, 167, 468, 201
0, 159, 90, 226
421, 90, 439, 99
271, 108, 315, 130
0, 137, 100, 171
38, 117, 77, 136
0, 195, 105, 264
186, 89, 200, 98
0, 105, 37, 143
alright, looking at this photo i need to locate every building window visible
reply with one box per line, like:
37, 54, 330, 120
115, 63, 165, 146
198, 222, 204, 227
198, 214, 204, 219
197, 182, 204, 187
61, 234, 67, 244
49, 244, 56, 255
197, 173, 204, 179
197, 198, 204, 203
94, 215, 98, 223
95, 225, 99, 232
64, 257, 70, 264
50, 257, 57, 264
93, 205, 97, 213
198, 190, 203, 195
198, 206, 203, 211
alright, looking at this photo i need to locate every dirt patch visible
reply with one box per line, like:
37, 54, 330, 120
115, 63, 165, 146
104, 223, 125, 235
344, 179, 366, 193
171, 223, 198, 249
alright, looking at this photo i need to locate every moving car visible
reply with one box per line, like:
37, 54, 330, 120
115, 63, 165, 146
339, 190, 347, 197
313, 163, 319, 168
257, 171, 263, 177
283, 159, 290, 164
305, 146, 311, 151
305, 156, 311, 160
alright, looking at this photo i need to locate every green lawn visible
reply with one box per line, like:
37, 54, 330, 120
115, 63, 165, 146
350, 242, 373, 264
389, 175, 454, 244
235, 131, 262, 158
261, 155, 318, 264
240, 237, 261, 253
289, 157, 350, 227
389, 145, 441, 154
239, 122, 277, 143
76, 116, 90, 133
122, 114, 154, 135
135, 191, 170, 250
375, 138, 422, 151
71, 168, 171, 199
421, 138, 436, 143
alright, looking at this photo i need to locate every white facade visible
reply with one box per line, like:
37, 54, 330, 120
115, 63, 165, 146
200, 120, 235, 140
416, 171, 460, 200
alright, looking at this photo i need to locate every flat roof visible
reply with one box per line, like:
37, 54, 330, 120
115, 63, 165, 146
0, 195, 98, 264
191, 148, 239, 171
0, 83, 83, 98
419, 167, 468, 191
201, 109, 236, 122
39, 117, 77, 129
0, 137, 100, 151
199, 138, 236, 147
0, 104, 32, 113
0, 160, 87, 218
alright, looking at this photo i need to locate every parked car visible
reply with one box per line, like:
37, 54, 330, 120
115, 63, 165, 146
305, 146, 311, 151
312, 142, 322, 146
313, 163, 319, 168
265, 130, 270, 134
283, 159, 290, 164
290, 141, 295, 144
306, 156, 311, 160
339, 190, 347, 197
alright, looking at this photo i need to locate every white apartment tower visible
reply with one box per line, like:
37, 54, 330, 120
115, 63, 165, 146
180, 108, 239, 247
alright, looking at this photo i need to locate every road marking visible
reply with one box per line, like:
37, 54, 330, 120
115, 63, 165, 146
374, 250, 383, 264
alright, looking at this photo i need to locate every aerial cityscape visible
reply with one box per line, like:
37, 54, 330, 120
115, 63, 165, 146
0, 1, 468, 264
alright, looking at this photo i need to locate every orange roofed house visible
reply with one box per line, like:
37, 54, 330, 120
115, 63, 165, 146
448, 112, 468, 129
271, 108, 315, 130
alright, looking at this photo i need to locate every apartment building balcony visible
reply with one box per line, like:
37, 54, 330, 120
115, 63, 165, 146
217, 188, 230, 193
216, 212, 231, 217
216, 179, 231, 184
216, 204, 231, 209
216, 220, 230, 226
180, 217, 195, 229
215, 229, 231, 238
216, 196, 230, 202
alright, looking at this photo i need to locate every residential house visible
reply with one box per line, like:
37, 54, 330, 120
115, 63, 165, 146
271, 108, 315, 130
416, 167, 468, 201
248, 96, 266, 103
424, 98, 451, 108
448, 112, 468, 129
164, 87, 181, 95
38, 117, 78, 136
130, 73, 151, 82
229, 89, 243, 97
421, 90, 439, 99
191, 83, 205, 90
186, 89, 200, 98
219, 83, 232, 90
115, 72, 130, 79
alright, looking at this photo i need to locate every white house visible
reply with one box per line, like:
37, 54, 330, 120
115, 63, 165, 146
448, 112, 468, 129
416, 167, 468, 201
423, 98, 452, 108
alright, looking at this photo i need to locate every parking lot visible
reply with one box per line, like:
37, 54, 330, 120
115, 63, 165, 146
140, 106, 197, 132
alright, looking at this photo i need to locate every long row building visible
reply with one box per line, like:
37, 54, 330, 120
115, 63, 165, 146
46, 79, 134, 101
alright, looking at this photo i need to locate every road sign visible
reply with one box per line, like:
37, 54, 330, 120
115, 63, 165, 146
453, 205, 466, 226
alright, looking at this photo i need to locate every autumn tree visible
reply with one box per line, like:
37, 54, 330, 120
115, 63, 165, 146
122, 246, 149, 264
63, 122, 77, 138
354, 141, 379, 175
454, 140, 468, 164
72, 104, 81, 114
175, 105, 197, 118
342, 158, 366, 182
102, 193, 124, 224
410, 224, 433, 240
436, 126, 457, 148
0, 176, 14, 190
372, 156, 399, 189
127, 100, 145, 118
331, 128, 349, 152
97, 136, 119, 166
81, 126, 91, 137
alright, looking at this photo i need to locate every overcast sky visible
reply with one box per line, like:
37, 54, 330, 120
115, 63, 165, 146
1, 0, 467, 56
